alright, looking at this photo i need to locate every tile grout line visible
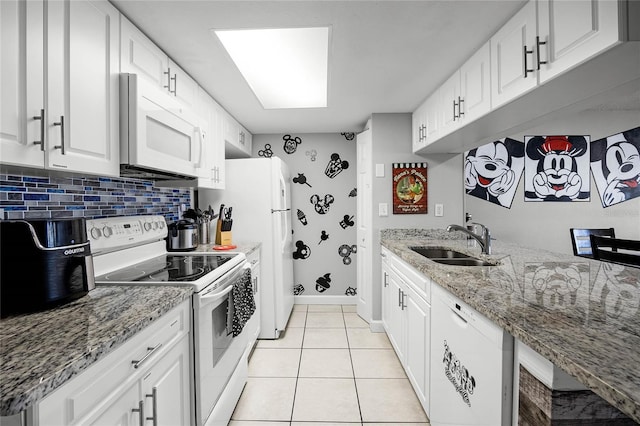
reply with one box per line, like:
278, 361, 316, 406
343, 305, 365, 424
289, 305, 308, 423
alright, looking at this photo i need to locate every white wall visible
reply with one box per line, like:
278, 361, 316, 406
465, 111, 640, 255
369, 113, 464, 320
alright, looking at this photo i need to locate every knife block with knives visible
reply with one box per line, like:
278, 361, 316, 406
215, 204, 233, 245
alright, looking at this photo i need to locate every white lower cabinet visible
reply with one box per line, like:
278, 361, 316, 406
381, 247, 430, 416
36, 300, 192, 426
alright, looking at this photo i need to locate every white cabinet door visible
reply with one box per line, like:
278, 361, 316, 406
490, 0, 537, 109
47, 0, 119, 176
381, 249, 392, 330
537, 0, 621, 83
459, 41, 491, 124
141, 335, 191, 426
87, 382, 141, 426
423, 92, 440, 147
439, 71, 461, 136
386, 269, 405, 361
0, 0, 45, 169
170, 58, 199, 109
120, 15, 169, 90
404, 284, 430, 414
412, 100, 428, 152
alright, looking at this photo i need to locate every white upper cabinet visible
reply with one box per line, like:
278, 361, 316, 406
490, 1, 538, 109
223, 111, 253, 158
492, 0, 624, 109
193, 88, 225, 189
120, 16, 198, 109
0, 0, 120, 177
411, 90, 440, 151
458, 41, 492, 124
537, 0, 622, 83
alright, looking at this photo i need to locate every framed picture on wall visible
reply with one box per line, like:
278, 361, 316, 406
392, 163, 428, 214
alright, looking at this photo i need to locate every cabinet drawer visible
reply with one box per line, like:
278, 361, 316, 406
37, 300, 190, 425
390, 254, 430, 303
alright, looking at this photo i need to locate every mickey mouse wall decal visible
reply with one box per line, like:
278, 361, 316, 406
318, 231, 329, 244
293, 173, 312, 187
258, 144, 273, 158
524, 135, 590, 201
339, 215, 355, 229
345, 286, 357, 296
283, 134, 302, 154
348, 188, 357, 197
296, 209, 308, 225
338, 244, 357, 265
310, 194, 335, 214
325, 153, 349, 178
294, 284, 305, 295
305, 149, 318, 162
315, 273, 331, 293
341, 132, 355, 141
293, 240, 311, 260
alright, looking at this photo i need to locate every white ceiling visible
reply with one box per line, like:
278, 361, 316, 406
111, 0, 528, 134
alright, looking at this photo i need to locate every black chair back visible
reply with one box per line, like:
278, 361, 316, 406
589, 235, 640, 268
569, 228, 615, 258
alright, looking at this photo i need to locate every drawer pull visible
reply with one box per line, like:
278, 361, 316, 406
132, 343, 163, 369
131, 400, 144, 425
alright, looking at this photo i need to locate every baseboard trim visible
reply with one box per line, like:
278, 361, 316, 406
294, 295, 357, 305
368, 320, 385, 333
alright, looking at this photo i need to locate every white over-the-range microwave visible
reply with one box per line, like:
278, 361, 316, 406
119, 73, 203, 180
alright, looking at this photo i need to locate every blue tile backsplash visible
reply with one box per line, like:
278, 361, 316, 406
0, 172, 191, 222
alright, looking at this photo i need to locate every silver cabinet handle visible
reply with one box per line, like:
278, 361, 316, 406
53, 116, 65, 154
398, 288, 402, 307
458, 96, 464, 117
401, 291, 407, 310
170, 73, 177, 95
452, 99, 458, 120
132, 343, 162, 369
536, 36, 548, 70
164, 67, 171, 91
383, 272, 388, 288
132, 400, 144, 426
33, 109, 45, 151
146, 387, 158, 426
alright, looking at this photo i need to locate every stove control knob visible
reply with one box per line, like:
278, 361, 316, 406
158, 221, 165, 229
152, 221, 158, 230
144, 222, 152, 231
90, 227, 102, 240
102, 226, 113, 238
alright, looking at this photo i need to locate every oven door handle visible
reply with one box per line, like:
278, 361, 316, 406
200, 284, 234, 302
197, 263, 250, 307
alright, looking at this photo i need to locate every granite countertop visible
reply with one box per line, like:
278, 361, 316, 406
0, 286, 193, 417
380, 229, 640, 424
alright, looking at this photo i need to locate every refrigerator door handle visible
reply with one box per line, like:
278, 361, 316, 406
271, 208, 291, 213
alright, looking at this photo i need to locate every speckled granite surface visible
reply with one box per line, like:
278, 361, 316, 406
0, 286, 192, 416
381, 229, 640, 423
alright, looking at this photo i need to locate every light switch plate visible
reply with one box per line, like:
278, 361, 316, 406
378, 203, 388, 216
435, 203, 444, 217
375, 163, 385, 177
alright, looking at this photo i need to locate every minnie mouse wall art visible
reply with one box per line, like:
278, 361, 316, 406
524, 135, 590, 202
464, 138, 524, 208
591, 127, 640, 208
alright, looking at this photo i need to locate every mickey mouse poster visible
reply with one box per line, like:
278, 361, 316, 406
524, 135, 590, 202
464, 138, 524, 208
591, 126, 640, 208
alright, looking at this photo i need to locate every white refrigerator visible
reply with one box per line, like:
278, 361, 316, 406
200, 157, 294, 339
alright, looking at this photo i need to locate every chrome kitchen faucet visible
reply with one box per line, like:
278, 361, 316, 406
447, 223, 492, 255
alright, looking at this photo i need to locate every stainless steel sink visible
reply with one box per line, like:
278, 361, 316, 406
410, 247, 471, 259
409, 246, 498, 267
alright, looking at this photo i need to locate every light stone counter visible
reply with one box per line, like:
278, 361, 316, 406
0, 286, 193, 416
381, 229, 640, 423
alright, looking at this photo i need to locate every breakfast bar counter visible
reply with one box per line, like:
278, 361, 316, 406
381, 229, 640, 423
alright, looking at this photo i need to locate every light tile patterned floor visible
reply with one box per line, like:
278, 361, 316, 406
230, 304, 430, 426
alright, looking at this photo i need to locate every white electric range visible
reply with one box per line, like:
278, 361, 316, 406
87, 215, 251, 426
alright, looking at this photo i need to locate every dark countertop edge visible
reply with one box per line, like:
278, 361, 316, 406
0, 287, 193, 417
380, 234, 640, 424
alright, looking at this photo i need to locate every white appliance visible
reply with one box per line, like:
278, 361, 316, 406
430, 284, 514, 426
87, 215, 251, 426
120, 73, 204, 180
200, 156, 294, 339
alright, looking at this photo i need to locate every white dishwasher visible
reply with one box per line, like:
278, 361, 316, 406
430, 284, 514, 426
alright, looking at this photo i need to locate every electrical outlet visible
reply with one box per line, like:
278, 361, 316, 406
435, 203, 444, 217
378, 203, 388, 217
375, 163, 385, 177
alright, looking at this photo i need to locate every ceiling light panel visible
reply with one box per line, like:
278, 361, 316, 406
214, 27, 329, 109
